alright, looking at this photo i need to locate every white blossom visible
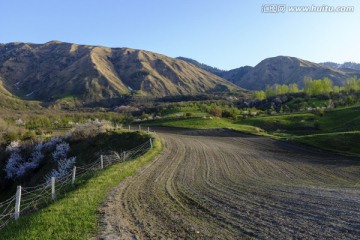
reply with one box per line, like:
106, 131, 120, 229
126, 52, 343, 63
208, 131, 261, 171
6, 141, 21, 152
31, 150, 44, 164
52, 142, 70, 161
43, 136, 63, 150
15, 119, 25, 125
4, 136, 76, 181
5, 152, 23, 179
45, 157, 76, 182
34, 142, 44, 152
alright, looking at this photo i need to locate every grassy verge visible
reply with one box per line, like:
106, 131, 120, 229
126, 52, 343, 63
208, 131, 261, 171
293, 131, 360, 157
238, 113, 317, 133
146, 117, 267, 136
0, 136, 162, 240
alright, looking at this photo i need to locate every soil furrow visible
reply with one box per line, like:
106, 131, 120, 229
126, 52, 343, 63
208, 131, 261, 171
95, 129, 360, 240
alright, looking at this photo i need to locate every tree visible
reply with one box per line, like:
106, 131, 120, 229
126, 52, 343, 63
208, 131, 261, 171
254, 91, 266, 100
210, 106, 222, 117
304, 77, 333, 95
344, 76, 360, 91
288, 83, 299, 93
322, 77, 333, 93
265, 85, 275, 97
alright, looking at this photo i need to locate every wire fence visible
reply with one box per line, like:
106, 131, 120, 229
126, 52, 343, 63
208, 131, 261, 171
0, 126, 155, 230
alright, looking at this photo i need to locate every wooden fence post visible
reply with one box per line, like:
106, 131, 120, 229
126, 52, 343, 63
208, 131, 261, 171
139, 125, 141, 131
72, 166, 76, 185
101, 155, 104, 169
128, 125, 131, 131
150, 138, 153, 148
51, 177, 56, 200
14, 185, 21, 220
123, 151, 126, 161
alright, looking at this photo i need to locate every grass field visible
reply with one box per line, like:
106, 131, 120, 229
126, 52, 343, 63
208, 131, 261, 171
0, 136, 162, 239
145, 105, 360, 157
294, 131, 360, 156
146, 117, 266, 135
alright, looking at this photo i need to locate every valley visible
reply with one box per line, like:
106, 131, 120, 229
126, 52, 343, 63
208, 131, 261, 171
2, 1, 360, 238
0, 41, 360, 239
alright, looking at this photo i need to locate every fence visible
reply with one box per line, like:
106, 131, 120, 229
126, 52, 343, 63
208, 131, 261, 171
0, 126, 155, 230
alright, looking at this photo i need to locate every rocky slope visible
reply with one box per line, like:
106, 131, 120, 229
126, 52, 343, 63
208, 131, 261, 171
179, 56, 360, 90
237, 56, 360, 90
0, 41, 240, 103
321, 61, 360, 71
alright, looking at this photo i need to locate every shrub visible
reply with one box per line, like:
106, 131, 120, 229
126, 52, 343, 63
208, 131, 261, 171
221, 109, 235, 119
65, 119, 111, 141
210, 106, 222, 117
52, 142, 70, 161
3, 137, 76, 180
21, 131, 36, 140
45, 157, 76, 182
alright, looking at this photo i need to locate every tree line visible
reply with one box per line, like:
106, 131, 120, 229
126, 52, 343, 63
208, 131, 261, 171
253, 76, 360, 100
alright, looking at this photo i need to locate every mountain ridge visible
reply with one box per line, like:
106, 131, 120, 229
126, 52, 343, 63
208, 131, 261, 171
179, 56, 360, 90
0, 41, 241, 104
320, 61, 360, 71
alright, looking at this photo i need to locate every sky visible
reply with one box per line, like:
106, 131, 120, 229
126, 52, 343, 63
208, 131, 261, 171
0, 0, 359, 70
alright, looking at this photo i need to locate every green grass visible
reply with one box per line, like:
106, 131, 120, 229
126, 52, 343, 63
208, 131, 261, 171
0, 131, 151, 198
238, 113, 317, 133
237, 106, 360, 156
160, 106, 207, 118
237, 105, 360, 134
0, 136, 162, 240
294, 131, 360, 157
317, 105, 360, 132
146, 104, 360, 156
146, 117, 266, 135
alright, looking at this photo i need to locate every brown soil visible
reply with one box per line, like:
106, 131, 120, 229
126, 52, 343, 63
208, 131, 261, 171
94, 129, 360, 239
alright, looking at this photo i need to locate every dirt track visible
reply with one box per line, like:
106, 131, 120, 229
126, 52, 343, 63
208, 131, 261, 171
95, 129, 360, 239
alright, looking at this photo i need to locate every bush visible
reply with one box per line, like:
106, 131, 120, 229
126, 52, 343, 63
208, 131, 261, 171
65, 119, 112, 141
221, 109, 235, 119
3, 137, 76, 181
21, 131, 36, 140
210, 106, 222, 117
35, 128, 44, 135
2, 132, 20, 144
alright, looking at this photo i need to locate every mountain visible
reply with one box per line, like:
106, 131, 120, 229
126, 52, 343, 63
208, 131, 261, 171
220, 66, 253, 85
321, 62, 360, 71
175, 57, 253, 84
0, 41, 241, 104
236, 56, 360, 90
176, 57, 226, 76
180, 56, 360, 90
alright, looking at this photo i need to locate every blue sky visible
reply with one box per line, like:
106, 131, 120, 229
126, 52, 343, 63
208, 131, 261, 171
0, 0, 359, 70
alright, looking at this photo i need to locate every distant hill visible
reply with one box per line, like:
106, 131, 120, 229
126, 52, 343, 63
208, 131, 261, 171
176, 57, 226, 76
235, 56, 360, 90
220, 66, 253, 85
0, 41, 241, 104
176, 57, 253, 84
321, 62, 360, 71
180, 56, 360, 90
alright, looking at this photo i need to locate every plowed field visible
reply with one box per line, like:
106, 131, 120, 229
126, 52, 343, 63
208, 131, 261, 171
96, 129, 360, 239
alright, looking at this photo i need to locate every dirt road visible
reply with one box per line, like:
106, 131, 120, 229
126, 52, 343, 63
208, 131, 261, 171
95, 129, 360, 239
